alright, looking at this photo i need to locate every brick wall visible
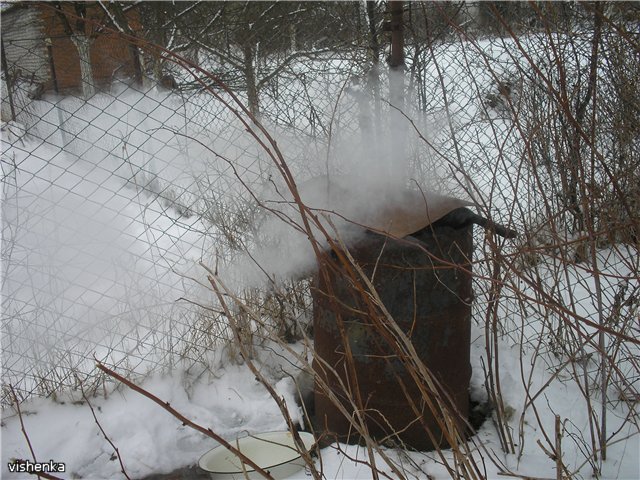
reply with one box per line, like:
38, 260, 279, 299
38, 3, 140, 93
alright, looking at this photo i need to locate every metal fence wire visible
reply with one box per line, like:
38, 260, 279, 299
0, 1, 376, 405
2, 2, 639, 408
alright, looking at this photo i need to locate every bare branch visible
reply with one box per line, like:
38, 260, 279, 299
94, 361, 274, 479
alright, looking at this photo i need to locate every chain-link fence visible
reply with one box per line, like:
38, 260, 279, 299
2, 1, 639, 430
0, 1, 379, 405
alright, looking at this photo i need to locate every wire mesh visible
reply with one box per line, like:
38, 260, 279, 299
0, 1, 368, 405
2, 1, 639, 423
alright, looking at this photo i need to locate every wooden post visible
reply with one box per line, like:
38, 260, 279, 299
130, 43, 143, 87
388, 1, 405, 71
1, 38, 17, 121
387, 0, 405, 179
388, 0, 404, 112
45, 37, 60, 94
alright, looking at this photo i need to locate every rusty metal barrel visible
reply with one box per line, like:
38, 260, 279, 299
311, 222, 473, 451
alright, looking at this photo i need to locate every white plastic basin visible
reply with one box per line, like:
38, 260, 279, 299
198, 431, 316, 479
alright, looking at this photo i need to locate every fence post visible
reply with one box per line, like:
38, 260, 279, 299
1, 38, 17, 122
388, 0, 405, 101
388, 1, 405, 72
130, 43, 143, 87
45, 37, 60, 94
388, 0, 406, 179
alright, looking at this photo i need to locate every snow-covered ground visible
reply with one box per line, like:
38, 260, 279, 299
2, 321, 638, 479
2, 34, 639, 480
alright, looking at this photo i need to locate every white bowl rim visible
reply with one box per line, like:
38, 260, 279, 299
198, 430, 316, 474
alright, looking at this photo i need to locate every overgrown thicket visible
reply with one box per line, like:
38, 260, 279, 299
143, 2, 640, 477
2, 2, 639, 479
181, 3, 640, 478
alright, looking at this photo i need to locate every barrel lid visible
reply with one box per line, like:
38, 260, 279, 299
295, 175, 474, 238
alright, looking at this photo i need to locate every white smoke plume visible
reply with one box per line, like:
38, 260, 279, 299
218, 69, 461, 290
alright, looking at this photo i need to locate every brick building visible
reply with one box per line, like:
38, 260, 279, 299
1, 1, 141, 96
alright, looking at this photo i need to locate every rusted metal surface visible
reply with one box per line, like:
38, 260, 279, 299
312, 222, 472, 451
296, 175, 475, 238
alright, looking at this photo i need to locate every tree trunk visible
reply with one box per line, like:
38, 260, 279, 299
243, 42, 259, 117
70, 34, 95, 99
289, 23, 297, 52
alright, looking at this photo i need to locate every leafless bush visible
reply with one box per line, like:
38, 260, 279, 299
2, 2, 639, 479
